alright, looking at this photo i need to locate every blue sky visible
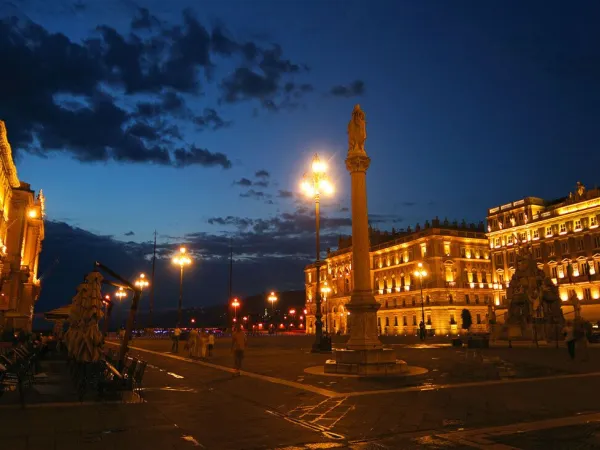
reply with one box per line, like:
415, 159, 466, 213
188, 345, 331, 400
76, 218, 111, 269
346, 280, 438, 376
2, 0, 599, 310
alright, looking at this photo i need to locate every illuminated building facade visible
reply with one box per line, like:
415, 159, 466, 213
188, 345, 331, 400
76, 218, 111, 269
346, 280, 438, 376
305, 218, 493, 336
0, 121, 45, 331
487, 182, 600, 321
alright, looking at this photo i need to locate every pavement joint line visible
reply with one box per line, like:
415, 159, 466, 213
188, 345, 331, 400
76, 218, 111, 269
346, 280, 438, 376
107, 342, 339, 398
341, 370, 600, 398
433, 411, 600, 450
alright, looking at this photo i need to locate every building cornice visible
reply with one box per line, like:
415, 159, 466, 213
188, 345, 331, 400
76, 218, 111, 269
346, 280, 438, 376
0, 121, 20, 188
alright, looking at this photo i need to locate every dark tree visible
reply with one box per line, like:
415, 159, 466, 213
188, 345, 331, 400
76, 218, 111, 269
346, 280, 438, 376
461, 309, 472, 331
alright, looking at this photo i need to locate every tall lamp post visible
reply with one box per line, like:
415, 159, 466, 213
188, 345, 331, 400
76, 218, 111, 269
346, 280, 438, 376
268, 291, 278, 317
301, 153, 334, 352
134, 274, 149, 329
414, 262, 428, 340
173, 247, 192, 327
102, 294, 111, 337
321, 281, 331, 334
231, 298, 240, 323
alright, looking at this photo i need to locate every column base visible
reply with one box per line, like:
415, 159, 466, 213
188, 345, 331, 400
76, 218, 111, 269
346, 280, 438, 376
324, 348, 408, 376
345, 292, 382, 350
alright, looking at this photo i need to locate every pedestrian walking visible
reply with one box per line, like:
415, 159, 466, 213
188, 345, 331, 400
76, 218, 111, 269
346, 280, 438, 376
208, 331, 215, 357
188, 328, 198, 357
200, 329, 209, 358
564, 321, 576, 360
231, 325, 247, 376
171, 327, 182, 353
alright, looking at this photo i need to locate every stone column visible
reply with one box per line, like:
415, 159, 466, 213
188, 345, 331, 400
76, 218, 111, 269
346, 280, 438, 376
344, 105, 383, 351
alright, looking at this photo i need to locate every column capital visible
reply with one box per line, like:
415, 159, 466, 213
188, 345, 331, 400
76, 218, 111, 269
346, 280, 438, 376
345, 152, 371, 173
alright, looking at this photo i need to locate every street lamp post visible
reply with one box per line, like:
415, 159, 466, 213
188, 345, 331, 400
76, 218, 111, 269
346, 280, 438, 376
414, 262, 428, 340
268, 291, 278, 318
301, 153, 334, 353
172, 247, 192, 327
102, 294, 111, 337
134, 274, 149, 329
232, 298, 240, 323
321, 281, 331, 334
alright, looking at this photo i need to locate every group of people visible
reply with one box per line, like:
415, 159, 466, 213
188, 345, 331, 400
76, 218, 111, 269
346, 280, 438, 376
170, 326, 247, 376
170, 327, 215, 358
188, 328, 215, 358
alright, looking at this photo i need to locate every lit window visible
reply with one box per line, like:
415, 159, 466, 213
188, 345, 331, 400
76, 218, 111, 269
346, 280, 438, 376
560, 223, 567, 234
421, 243, 427, 257
546, 226, 552, 236
533, 229, 539, 240
575, 219, 582, 231
495, 238, 500, 247
444, 242, 451, 256
591, 216, 598, 228
507, 235, 514, 245
551, 266, 558, 278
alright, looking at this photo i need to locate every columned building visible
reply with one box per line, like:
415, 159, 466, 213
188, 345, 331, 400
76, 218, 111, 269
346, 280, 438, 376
305, 218, 493, 336
487, 182, 600, 322
0, 121, 45, 331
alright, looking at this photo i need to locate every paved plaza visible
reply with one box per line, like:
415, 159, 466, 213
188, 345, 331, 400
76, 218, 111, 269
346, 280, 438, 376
2, 335, 600, 448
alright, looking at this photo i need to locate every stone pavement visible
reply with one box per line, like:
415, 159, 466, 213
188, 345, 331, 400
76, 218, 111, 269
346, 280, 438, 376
109, 335, 600, 448
0, 402, 202, 449
4, 335, 600, 449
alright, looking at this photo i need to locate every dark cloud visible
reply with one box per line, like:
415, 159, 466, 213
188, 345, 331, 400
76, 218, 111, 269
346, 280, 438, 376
125, 231, 135, 236
240, 189, 270, 200
220, 43, 310, 110
401, 201, 416, 207
253, 180, 269, 188
330, 80, 365, 97
339, 206, 349, 212
172, 146, 232, 168
0, 11, 301, 166
278, 190, 294, 198
255, 169, 270, 178
131, 8, 161, 30
193, 108, 231, 130
233, 178, 253, 187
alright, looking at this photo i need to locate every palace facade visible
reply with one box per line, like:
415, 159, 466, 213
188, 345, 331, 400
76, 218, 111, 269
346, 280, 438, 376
305, 218, 494, 336
0, 121, 45, 331
487, 182, 600, 321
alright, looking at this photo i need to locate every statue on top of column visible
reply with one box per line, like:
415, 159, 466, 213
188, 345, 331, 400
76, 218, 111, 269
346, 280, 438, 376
347, 104, 367, 154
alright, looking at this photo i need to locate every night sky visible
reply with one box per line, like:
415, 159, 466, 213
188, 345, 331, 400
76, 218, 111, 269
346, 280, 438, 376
1, 0, 599, 312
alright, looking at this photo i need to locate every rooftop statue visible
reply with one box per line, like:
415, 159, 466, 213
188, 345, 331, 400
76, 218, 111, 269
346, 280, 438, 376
347, 104, 366, 154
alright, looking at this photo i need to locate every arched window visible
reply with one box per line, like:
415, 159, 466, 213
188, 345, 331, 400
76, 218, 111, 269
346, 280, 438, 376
385, 317, 390, 327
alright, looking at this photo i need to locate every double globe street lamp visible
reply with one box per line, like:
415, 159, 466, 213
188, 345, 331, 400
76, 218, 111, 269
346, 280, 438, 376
300, 153, 334, 352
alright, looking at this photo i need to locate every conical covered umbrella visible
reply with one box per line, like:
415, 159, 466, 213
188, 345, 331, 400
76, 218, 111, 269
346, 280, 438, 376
74, 272, 104, 363
65, 283, 86, 358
